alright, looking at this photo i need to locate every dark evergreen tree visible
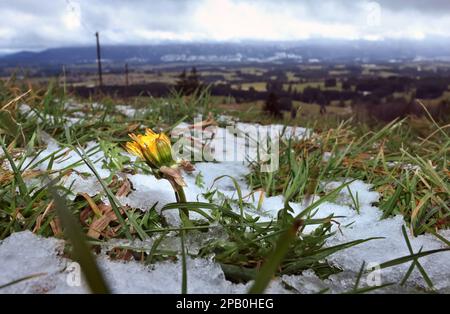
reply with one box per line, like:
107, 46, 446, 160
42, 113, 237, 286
290, 106, 297, 119
176, 67, 201, 96
264, 91, 282, 118
318, 94, 327, 115
325, 78, 337, 88
287, 84, 293, 94
175, 69, 187, 94
188, 67, 200, 92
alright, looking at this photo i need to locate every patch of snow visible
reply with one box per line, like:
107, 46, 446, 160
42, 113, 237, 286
0, 231, 290, 294
115, 105, 147, 118
172, 121, 309, 165
305, 180, 450, 292
386, 161, 421, 171
20, 138, 110, 198
322, 151, 333, 162
0, 231, 71, 294
4, 111, 450, 293
323, 180, 380, 207
221, 178, 450, 292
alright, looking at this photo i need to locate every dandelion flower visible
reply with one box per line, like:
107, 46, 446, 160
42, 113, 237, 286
125, 128, 195, 222
126, 129, 174, 169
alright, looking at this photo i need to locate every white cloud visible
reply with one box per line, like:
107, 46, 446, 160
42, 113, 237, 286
0, 28, 15, 40
188, 0, 447, 41
0, 0, 450, 51
62, 1, 81, 30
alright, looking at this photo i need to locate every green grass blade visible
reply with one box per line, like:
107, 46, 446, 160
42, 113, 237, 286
0, 273, 47, 290
248, 219, 302, 294
49, 184, 110, 294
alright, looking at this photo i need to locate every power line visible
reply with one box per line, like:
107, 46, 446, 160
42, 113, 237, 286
64, 0, 93, 35
64, 0, 123, 45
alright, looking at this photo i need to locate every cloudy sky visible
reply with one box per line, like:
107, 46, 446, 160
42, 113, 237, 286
1, 0, 450, 53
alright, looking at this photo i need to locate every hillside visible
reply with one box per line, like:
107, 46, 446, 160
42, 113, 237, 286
3, 40, 450, 67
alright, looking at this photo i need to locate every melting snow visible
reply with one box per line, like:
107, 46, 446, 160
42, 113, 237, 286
1, 106, 449, 293
0, 231, 291, 294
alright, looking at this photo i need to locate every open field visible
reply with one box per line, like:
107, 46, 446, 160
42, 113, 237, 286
5, 60, 448, 129
231, 82, 267, 92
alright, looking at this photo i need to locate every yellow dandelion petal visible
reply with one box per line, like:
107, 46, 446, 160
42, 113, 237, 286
136, 134, 148, 147
125, 141, 144, 159
128, 133, 139, 140
128, 133, 143, 146
158, 133, 171, 145
145, 140, 160, 161
145, 129, 157, 137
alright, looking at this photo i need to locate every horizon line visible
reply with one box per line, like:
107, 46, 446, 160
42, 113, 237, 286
3, 36, 450, 56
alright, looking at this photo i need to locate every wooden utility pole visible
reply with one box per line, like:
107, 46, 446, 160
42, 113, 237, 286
95, 32, 103, 87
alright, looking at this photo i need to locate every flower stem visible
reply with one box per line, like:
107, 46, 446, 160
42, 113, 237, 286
174, 184, 189, 295
175, 184, 187, 203
175, 184, 190, 225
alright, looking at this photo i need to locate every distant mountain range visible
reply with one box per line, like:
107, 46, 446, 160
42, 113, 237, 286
2, 40, 450, 67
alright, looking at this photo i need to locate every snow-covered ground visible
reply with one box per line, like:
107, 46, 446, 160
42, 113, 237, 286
1, 108, 449, 294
